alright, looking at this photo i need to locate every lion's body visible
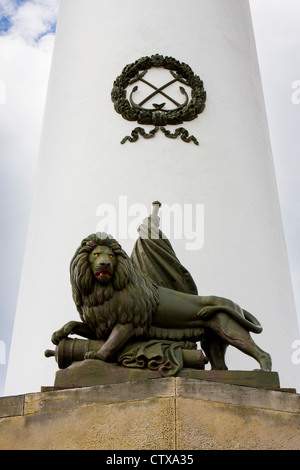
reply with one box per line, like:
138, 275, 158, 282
51, 233, 272, 371
77, 270, 160, 340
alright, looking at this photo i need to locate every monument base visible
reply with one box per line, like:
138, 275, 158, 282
0, 377, 299, 450
48, 359, 281, 391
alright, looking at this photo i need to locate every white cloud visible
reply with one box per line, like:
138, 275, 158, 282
0, 0, 16, 17
0, 0, 59, 188
0, 2, 58, 174
8, 0, 59, 43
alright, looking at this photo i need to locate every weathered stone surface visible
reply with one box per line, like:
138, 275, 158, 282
176, 397, 300, 450
0, 395, 24, 419
53, 359, 281, 390
25, 378, 176, 415
0, 398, 176, 450
177, 378, 300, 413
178, 369, 281, 389
54, 359, 163, 388
0, 378, 299, 450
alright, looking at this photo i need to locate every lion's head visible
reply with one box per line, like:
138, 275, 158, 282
70, 233, 159, 339
88, 244, 116, 283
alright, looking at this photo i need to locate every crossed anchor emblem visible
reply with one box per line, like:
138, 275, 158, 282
111, 54, 206, 145
129, 70, 189, 111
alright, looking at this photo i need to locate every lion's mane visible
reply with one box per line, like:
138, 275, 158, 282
70, 233, 160, 340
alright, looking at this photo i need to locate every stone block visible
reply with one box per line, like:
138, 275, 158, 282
0, 378, 299, 450
0, 395, 24, 418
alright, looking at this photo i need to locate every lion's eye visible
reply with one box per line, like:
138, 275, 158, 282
94, 253, 99, 257
109, 254, 114, 259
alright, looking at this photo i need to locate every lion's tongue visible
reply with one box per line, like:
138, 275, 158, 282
95, 271, 112, 278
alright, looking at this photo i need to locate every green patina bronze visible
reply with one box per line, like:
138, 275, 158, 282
46, 202, 272, 380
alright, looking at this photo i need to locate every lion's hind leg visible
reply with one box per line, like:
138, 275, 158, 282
200, 331, 228, 370
203, 312, 272, 371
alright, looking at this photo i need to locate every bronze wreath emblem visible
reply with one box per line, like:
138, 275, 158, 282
111, 54, 206, 145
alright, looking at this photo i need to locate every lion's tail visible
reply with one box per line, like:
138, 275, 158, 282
198, 306, 263, 334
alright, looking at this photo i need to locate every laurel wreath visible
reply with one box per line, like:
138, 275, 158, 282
111, 54, 206, 144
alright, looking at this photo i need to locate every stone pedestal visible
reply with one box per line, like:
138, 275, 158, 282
1, 377, 299, 450
51, 359, 281, 390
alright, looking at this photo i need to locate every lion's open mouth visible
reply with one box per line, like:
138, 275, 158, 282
94, 271, 112, 278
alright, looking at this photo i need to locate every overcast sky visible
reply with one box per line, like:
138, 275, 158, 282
0, 0, 299, 396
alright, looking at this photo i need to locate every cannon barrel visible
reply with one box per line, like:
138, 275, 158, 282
45, 337, 208, 370
44, 338, 104, 369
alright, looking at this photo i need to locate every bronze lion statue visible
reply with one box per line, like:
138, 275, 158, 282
52, 230, 272, 371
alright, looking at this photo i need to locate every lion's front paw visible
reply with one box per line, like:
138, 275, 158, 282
84, 351, 105, 361
84, 351, 96, 360
51, 321, 79, 345
51, 329, 66, 345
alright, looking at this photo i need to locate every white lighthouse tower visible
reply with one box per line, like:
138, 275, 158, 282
5, 0, 299, 395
